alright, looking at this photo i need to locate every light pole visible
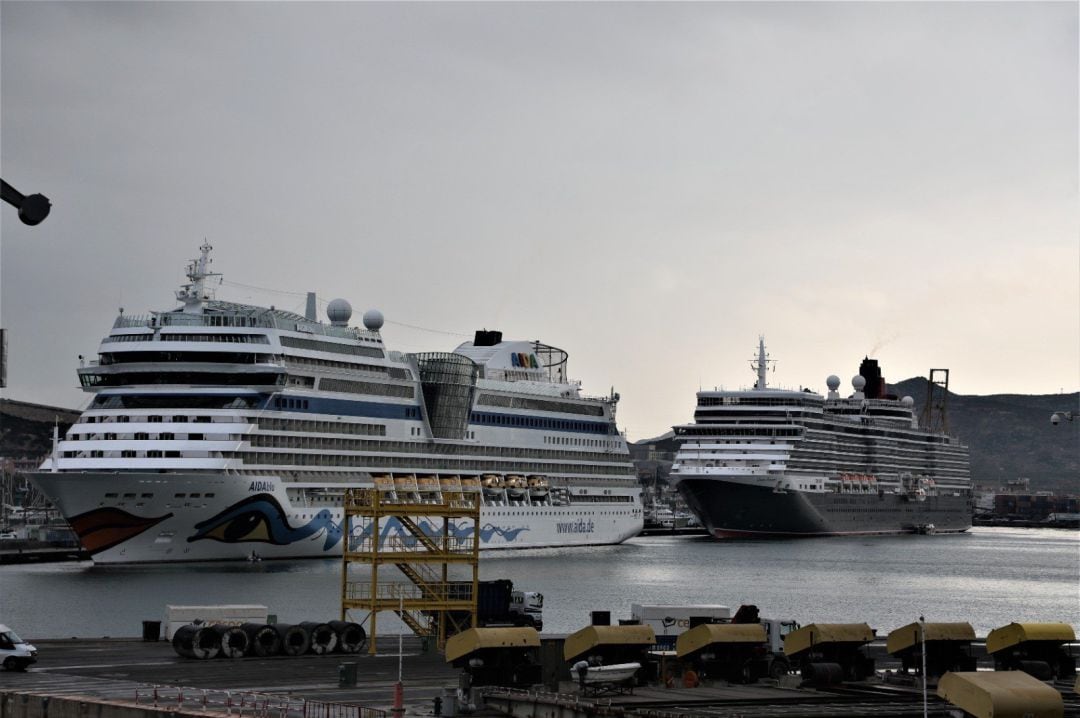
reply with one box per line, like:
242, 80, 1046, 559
919, 615, 927, 718
1, 178, 51, 226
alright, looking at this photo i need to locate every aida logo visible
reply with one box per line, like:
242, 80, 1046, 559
555, 519, 595, 534
510, 353, 539, 369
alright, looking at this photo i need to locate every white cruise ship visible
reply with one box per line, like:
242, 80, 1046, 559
31, 244, 642, 563
669, 339, 972, 538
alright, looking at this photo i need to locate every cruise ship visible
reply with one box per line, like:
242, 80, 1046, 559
670, 339, 972, 538
30, 244, 642, 563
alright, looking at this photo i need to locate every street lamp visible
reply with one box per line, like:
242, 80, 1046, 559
1050, 411, 1075, 425
1, 178, 51, 226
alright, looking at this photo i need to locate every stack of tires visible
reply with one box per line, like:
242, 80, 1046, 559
172, 620, 366, 659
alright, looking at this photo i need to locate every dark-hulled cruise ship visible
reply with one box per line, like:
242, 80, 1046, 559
670, 339, 972, 538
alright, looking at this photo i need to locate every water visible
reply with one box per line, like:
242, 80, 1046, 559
1, 527, 1076, 639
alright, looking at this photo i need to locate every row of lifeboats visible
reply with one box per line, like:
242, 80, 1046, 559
836, 474, 879, 492
371, 473, 550, 500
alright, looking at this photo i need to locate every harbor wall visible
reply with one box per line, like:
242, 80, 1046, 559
0, 692, 197, 718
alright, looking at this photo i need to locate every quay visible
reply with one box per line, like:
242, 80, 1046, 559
0, 545, 89, 565
2, 638, 1079, 718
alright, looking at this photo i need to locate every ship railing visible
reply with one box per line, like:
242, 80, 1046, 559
343, 579, 474, 604
134, 685, 387, 718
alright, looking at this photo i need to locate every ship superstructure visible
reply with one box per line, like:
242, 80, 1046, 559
670, 338, 972, 537
31, 244, 642, 563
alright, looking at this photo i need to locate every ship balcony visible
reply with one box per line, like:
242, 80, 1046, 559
673, 464, 779, 476
67, 421, 249, 436
51, 457, 232, 471
77, 361, 287, 390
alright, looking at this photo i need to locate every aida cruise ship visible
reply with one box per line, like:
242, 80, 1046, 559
31, 244, 642, 563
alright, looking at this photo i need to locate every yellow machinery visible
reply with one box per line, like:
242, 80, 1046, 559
444, 627, 541, 687
340, 488, 481, 654
564, 624, 656, 664
937, 671, 1064, 718
886, 622, 976, 680
783, 623, 876, 684
676, 623, 788, 683
986, 622, 1076, 680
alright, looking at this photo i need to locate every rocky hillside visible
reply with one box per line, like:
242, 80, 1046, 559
892, 379, 1078, 492
0, 399, 81, 459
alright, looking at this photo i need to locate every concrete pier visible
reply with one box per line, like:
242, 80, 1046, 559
2, 639, 1078, 718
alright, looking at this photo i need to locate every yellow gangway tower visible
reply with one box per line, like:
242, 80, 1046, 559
341, 486, 481, 654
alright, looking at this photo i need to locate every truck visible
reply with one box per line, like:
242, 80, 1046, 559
638, 604, 800, 682
0, 624, 37, 671
630, 604, 732, 648
440, 579, 543, 633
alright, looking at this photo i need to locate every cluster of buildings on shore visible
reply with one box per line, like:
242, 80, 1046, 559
973, 478, 1080, 527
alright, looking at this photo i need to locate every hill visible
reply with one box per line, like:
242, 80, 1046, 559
632, 382, 1079, 493
0, 399, 81, 459
892, 378, 1078, 492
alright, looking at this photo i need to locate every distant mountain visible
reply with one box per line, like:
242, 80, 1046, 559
632, 382, 1079, 493
0, 399, 81, 459
891, 378, 1078, 492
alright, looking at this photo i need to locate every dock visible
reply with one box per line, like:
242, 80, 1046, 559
2, 638, 1078, 718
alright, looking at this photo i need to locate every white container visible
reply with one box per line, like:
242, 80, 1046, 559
628, 604, 731, 641
164, 605, 268, 640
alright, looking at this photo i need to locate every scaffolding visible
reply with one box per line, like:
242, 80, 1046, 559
340, 487, 481, 654
921, 368, 951, 435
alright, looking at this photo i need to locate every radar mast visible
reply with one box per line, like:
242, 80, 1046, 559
175, 242, 222, 313
751, 336, 774, 390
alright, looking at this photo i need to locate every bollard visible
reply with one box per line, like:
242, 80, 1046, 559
338, 662, 358, 688
391, 682, 404, 718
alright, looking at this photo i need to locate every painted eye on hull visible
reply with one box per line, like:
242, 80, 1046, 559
189, 494, 290, 545
188, 493, 342, 549
199, 510, 274, 543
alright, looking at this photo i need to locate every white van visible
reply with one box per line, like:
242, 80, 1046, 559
0, 625, 37, 671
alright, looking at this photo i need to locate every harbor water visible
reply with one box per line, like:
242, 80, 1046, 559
1, 526, 1076, 639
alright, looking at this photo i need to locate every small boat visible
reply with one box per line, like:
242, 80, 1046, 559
481, 474, 505, 498
584, 662, 640, 685
505, 475, 528, 499
527, 475, 550, 499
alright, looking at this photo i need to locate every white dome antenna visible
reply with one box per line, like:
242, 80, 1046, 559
363, 309, 384, 331
326, 298, 353, 327
826, 375, 841, 400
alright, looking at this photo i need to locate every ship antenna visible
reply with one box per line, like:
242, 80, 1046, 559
51, 418, 59, 473
751, 336, 774, 390
175, 241, 223, 314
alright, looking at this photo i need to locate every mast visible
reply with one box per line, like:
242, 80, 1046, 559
752, 336, 772, 390
175, 241, 221, 314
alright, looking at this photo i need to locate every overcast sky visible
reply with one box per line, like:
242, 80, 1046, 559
1, 1, 1076, 441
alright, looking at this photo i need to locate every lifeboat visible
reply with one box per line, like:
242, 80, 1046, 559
394, 474, 419, 498
417, 475, 440, 497
459, 476, 481, 493
481, 474, 505, 498
527, 475, 550, 499
505, 475, 528, 499
372, 474, 395, 497
440, 476, 462, 493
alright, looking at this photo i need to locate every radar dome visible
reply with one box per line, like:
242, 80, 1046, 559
363, 309, 384, 331
826, 375, 841, 391
327, 298, 353, 326
852, 375, 867, 390
901, 396, 915, 407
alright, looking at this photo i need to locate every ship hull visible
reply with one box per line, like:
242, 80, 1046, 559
31, 471, 643, 564
677, 477, 972, 538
